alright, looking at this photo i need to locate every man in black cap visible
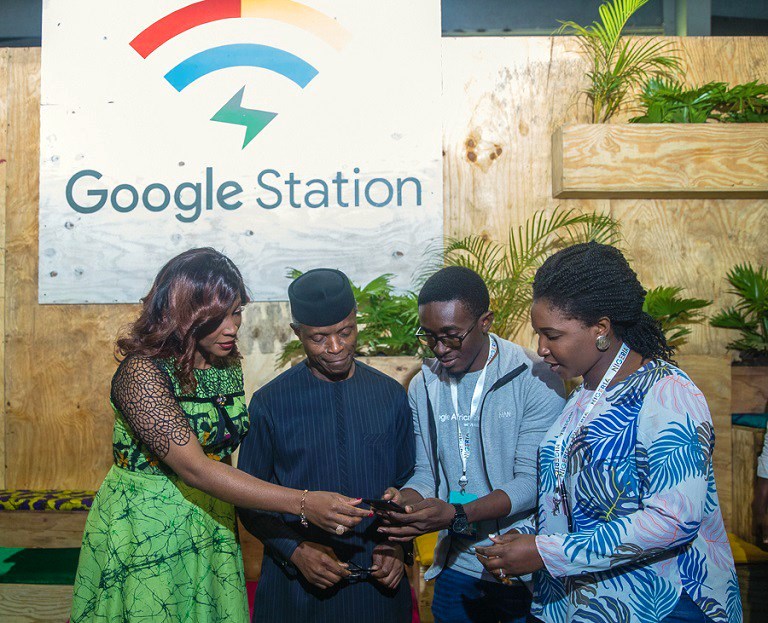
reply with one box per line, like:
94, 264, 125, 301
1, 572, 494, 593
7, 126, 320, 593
237, 268, 416, 622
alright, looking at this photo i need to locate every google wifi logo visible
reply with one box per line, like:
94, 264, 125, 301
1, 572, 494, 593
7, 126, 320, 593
130, 0, 350, 148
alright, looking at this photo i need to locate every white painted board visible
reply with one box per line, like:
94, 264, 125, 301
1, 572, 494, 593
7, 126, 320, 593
39, 0, 443, 303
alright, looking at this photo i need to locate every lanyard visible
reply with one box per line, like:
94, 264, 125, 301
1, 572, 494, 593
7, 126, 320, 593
553, 343, 630, 483
449, 337, 497, 491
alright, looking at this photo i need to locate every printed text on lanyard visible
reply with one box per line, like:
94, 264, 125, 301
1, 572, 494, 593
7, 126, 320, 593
551, 343, 630, 516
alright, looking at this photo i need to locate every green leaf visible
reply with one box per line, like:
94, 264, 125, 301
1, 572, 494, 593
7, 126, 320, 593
642, 286, 711, 348
710, 262, 768, 358
443, 207, 621, 340
558, 0, 682, 122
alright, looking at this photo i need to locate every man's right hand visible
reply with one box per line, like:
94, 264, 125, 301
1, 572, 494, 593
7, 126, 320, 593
290, 542, 350, 589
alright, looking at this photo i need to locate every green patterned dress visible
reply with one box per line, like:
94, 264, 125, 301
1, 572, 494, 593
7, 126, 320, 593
71, 358, 250, 622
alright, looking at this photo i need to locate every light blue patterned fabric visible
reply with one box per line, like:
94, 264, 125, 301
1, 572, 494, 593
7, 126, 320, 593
530, 360, 741, 623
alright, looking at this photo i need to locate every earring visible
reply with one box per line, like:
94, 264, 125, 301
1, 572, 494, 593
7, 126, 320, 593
596, 334, 610, 352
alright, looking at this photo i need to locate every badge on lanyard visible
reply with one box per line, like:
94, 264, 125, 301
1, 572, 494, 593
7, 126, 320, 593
551, 343, 630, 525
449, 337, 497, 493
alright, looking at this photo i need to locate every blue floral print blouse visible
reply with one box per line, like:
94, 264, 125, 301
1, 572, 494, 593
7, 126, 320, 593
525, 360, 741, 623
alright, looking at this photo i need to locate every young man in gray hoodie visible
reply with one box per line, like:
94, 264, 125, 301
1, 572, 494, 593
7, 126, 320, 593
378, 266, 564, 623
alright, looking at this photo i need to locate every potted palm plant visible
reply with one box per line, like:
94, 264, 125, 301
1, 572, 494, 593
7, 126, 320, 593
642, 286, 711, 349
436, 207, 622, 342
710, 263, 768, 414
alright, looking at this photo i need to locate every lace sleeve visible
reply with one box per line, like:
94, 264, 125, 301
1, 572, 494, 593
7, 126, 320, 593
111, 356, 192, 460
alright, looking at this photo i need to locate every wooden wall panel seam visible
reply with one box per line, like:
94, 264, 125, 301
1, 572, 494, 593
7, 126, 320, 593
0, 47, 9, 489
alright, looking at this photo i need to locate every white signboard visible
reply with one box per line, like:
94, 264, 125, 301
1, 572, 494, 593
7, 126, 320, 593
39, 0, 442, 303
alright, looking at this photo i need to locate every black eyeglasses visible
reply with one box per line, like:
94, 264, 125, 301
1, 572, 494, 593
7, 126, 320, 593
345, 560, 375, 581
415, 316, 480, 350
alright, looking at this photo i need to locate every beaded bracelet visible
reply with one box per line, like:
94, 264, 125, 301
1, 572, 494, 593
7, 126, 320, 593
300, 489, 309, 527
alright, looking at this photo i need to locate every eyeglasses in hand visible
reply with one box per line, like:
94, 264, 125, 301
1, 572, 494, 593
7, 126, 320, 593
345, 560, 375, 580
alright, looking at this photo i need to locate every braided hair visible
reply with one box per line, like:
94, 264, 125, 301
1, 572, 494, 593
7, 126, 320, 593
532, 242, 675, 363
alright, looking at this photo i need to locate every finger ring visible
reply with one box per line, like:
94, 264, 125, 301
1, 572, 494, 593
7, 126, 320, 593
498, 569, 506, 579
335, 525, 346, 535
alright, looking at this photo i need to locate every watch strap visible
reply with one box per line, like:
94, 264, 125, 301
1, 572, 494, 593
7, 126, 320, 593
450, 503, 468, 532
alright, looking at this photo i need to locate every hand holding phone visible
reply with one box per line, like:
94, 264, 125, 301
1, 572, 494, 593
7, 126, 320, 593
362, 498, 407, 513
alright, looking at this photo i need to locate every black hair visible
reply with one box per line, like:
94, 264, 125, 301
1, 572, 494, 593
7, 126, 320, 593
418, 266, 490, 318
532, 242, 675, 363
117, 247, 249, 389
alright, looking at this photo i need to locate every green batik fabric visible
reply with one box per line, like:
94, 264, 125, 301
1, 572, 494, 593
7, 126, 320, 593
71, 358, 250, 623
112, 359, 247, 474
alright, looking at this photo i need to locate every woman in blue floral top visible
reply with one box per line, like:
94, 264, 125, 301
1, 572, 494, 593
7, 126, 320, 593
476, 243, 740, 623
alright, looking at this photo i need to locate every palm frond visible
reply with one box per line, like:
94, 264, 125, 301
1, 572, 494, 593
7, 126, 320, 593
444, 208, 621, 339
710, 262, 768, 359
559, 0, 683, 122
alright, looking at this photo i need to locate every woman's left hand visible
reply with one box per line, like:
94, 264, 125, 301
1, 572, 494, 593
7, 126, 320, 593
475, 533, 545, 577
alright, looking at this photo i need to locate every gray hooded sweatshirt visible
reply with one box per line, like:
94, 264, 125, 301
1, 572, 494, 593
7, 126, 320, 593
403, 334, 564, 581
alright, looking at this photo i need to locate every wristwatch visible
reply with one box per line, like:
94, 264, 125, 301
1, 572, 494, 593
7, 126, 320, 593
450, 503, 471, 534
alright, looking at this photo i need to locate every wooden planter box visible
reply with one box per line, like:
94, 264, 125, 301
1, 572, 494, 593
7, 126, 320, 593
731, 365, 768, 545
358, 356, 422, 388
552, 124, 768, 198
733, 365, 768, 415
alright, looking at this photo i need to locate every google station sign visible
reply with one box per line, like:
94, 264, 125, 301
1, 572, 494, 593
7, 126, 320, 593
39, 0, 442, 303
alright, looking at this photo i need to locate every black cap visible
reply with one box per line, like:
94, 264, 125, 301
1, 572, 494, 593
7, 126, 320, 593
288, 268, 356, 327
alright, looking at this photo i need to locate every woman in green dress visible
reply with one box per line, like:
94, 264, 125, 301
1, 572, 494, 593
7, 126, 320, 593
71, 248, 369, 622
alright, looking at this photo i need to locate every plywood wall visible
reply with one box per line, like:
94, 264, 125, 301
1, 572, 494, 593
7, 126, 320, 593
2, 38, 767, 529
441, 37, 768, 527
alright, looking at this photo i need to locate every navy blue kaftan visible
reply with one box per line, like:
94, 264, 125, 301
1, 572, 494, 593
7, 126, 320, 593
237, 360, 415, 623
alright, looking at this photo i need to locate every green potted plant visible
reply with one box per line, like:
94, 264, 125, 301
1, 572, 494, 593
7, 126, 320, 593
277, 271, 424, 385
710, 263, 768, 366
630, 78, 768, 124
437, 207, 622, 341
556, 0, 681, 123
710, 262, 768, 413
642, 286, 711, 349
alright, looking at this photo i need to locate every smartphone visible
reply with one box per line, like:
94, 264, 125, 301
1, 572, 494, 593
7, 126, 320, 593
361, 498, 407, 513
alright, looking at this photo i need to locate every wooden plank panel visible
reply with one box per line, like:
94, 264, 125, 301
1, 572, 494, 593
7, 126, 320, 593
358, 356, 421, 387
732, 425, 764, 543
0, 583, 73, 623
732, 367, 768, 414
441, 37, 608, 241
553, 124, 768, 198
0, 47, 10, 489
4, 48, 137, 489
0, 511, 87, 549
610, 198, 768, 358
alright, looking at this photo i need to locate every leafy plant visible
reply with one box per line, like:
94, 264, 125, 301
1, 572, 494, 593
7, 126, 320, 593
277, 272, 423, 368
721, 81, 768, 122
435, 208, 622, 341
642, 286, 711, 348
710, 263, 768, 363
557, 0, 682, 123
630, 78, 768, 123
